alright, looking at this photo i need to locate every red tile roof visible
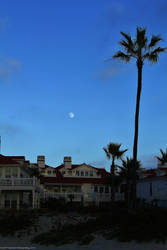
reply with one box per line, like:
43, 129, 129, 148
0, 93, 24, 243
0, 155, 19, 165
7, 156, 25, 159
40, 176, 109, 185
41, 163, 110, 185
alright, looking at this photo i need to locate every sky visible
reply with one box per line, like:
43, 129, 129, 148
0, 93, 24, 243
0, 0, 167, 171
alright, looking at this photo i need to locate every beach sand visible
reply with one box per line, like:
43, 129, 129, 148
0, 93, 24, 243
0, 234, 167, 250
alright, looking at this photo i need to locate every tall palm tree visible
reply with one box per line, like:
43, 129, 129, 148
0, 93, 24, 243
118, 157, 141, 206
156, 148, 167, 166
112, 27, 166, 207
103, 142, 127, 202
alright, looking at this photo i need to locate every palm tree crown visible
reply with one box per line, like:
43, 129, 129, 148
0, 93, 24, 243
156, 148, 167, 166
103, 142, 127, 173
119, 157, 141, 180
112, 27, 166, 66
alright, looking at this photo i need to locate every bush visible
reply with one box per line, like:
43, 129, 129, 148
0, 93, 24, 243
0, 210, 38, 236
40, 197, 66, 211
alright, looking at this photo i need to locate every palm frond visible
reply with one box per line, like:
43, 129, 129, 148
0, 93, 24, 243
103, 147, 110, 160
144, 47, 166, 62
119, 157, 141, 181
136, 26, 148, 49
156, 148, 167, 165
120, 32, 133, 45
149, 35, 162, 48
112, 51, 131, 62
119, 39, 136, 57
117, 149, 128, 159
152, 47, 166, 54
143, 52, 159, 63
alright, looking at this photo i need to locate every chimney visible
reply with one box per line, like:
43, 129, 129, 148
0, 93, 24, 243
64, 156, 72, 169
37, 155, 45, 169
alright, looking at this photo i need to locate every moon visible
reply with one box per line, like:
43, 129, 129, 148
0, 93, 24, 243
69, 112, 75, 118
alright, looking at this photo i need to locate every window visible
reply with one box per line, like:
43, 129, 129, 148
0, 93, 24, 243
12, 168, 18, 178
105, 186, 109, 193
76, 171, 79, 176
47, 170, 51, 174
62, 171, 65, 175
0, 168, 2, 178
81, 171, 84, 176
90, 171, 93, 176
5, 168, 11, 178
11, 200, 17, 209
5, 200, 10, 208
94, 186, 98, 192
99, 187, 104, 193
85, 171, 88, 176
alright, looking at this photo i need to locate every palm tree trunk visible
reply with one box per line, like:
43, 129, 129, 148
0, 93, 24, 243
111, 157, 115, 203
132, 61, 143, 209
127, 179, 130, 207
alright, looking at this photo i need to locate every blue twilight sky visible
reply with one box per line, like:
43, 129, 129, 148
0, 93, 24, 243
0, 0, 167, 170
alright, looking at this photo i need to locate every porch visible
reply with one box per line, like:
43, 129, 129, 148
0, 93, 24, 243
42, 191, 124, 206
0, 177, 40, 209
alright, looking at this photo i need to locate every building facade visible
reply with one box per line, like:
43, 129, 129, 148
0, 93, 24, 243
137, 164, 167, 207
0, 154, 40, 209
39, 156, 124, 206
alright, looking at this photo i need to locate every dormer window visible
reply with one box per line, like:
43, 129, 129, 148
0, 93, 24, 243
81, 171, 84, 176
76, 171, 79, 176
90, 171, 93, 176
85, 171, 88, 176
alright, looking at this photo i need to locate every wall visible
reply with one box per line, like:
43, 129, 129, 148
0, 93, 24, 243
137, 179, 167, 203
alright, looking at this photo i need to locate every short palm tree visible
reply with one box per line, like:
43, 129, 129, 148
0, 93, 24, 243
118, 157, 141, 205
112, 27, 166, 207
156, 148, 167, 166
103, 142, 127, 202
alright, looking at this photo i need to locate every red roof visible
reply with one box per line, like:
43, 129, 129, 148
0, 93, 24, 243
41, 176, 109, 184
7, 156, 25, 159
0, 155, 19, 165
41, 163, 110, 185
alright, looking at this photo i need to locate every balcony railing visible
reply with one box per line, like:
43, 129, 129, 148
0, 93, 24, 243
0, 177, 38, 186
42, 192, 124, 202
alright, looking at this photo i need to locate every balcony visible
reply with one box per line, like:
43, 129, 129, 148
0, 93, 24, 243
0, 177, 40, 191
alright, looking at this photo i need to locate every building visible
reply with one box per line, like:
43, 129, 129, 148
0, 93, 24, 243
0, 154, 40, 209
137, 165, 167, 207
0, 154, 124, 209
40, 156, 124, 206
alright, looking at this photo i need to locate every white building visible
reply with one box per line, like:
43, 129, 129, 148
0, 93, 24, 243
0, 154, 40, 209
40, 156, 124, 206
137, 165, 167, 207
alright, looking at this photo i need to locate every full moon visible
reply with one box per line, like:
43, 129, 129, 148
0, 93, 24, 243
69, 112, 75, 118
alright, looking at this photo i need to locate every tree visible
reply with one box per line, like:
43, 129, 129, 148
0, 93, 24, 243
156, 148, 167, 166
112, 27, 166, 207
30, 166, 41, 178
118, 157, 141, 206
103, 142, 127, 202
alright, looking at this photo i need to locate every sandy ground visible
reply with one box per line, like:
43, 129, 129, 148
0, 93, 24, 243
0, 234, 167, 250
0, 213, 167, 250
